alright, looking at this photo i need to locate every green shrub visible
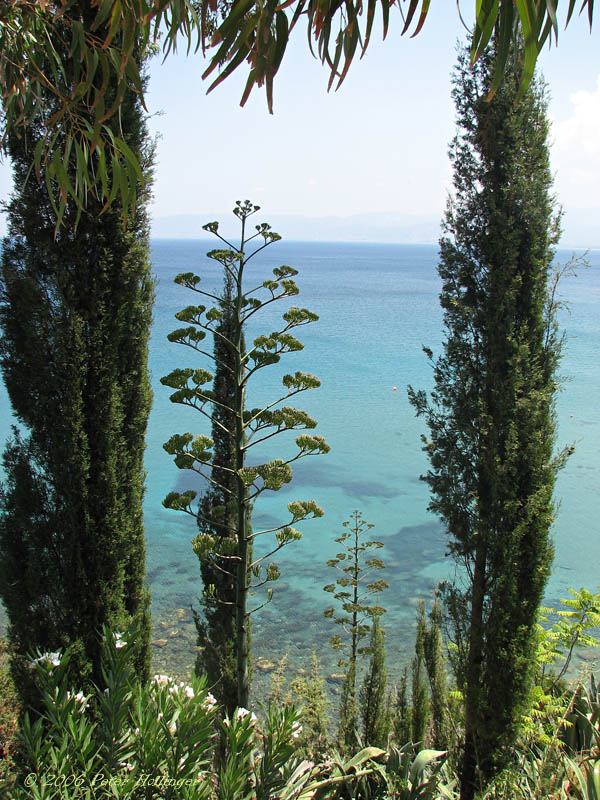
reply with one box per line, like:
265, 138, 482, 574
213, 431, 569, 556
0, 637, 19, 781
3, 627, 387, 799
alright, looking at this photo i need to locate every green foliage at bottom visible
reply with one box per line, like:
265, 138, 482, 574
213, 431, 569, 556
360, 617, 390, 749
287, 650, 330, 760
0, 638, 19, 780
3, 629, 396, 800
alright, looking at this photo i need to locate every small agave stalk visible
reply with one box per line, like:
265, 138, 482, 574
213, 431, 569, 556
162, 201, 329, 709
323, 510, 388, 748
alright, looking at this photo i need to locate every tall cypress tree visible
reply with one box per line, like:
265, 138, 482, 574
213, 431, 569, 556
0, 6, 153, 703
410, 602, 430, 747
409, 42, 566, 799
422, 598, 450, 750
163, 202, 328, 710
193, 271, 242, 715
359, 616, 390, 749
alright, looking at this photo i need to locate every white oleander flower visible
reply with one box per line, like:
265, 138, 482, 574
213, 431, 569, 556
291, 721, 303, 739
115, 632, 127, 649
32, 651, 62, 669
185, 686, 194, 699
67, 690, 89, 708
236, 708, 257, 725
204, 692, 217, 710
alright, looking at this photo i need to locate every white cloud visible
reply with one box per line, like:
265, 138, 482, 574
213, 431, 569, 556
551, 74, 600, 211
553, 74, 600, 156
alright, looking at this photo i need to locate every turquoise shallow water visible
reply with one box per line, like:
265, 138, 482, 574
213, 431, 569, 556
1, 238, 599, 690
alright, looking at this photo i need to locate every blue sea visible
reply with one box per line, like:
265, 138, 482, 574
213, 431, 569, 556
1, 239, 599, 689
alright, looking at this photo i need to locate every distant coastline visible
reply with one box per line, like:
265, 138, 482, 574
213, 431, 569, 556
150, 210, 600, 250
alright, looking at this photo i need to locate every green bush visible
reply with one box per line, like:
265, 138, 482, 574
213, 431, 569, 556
0, 637, 19, 781
3, 627, 388, 799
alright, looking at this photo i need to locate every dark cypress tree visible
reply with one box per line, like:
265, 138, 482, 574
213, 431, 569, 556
163, 203, 328, 710
392, 668, 411, 747
192, 271, 242, 715
0, 5, 153, 704
337, 660, 359, 753
409, 41, 566, 799
422, 598, 450, 750
410, 602, 430, 747
359, 616, 390, 749
323, 510, 388, 750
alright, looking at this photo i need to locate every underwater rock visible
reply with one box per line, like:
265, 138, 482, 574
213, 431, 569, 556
152, 639, 168, 648
327, 673, 345, 685
255, 657, 277, 673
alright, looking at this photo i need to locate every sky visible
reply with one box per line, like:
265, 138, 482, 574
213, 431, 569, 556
0, 5, 598, 245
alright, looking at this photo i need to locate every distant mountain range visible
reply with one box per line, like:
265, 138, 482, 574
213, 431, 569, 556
151, 209, 599, 249
151, 211, 442, 244
0, 207, 595, 248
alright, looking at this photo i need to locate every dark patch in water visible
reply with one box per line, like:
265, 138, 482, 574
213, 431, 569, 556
251, 511, 285, 531
147, 566, 165, 582
273, 460, 402, 499
341, 479, 401, 500
173, 471, 205, 495
384, 521, 445, 562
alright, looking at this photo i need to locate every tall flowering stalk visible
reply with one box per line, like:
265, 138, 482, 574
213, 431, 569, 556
162, 201, 329, 709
